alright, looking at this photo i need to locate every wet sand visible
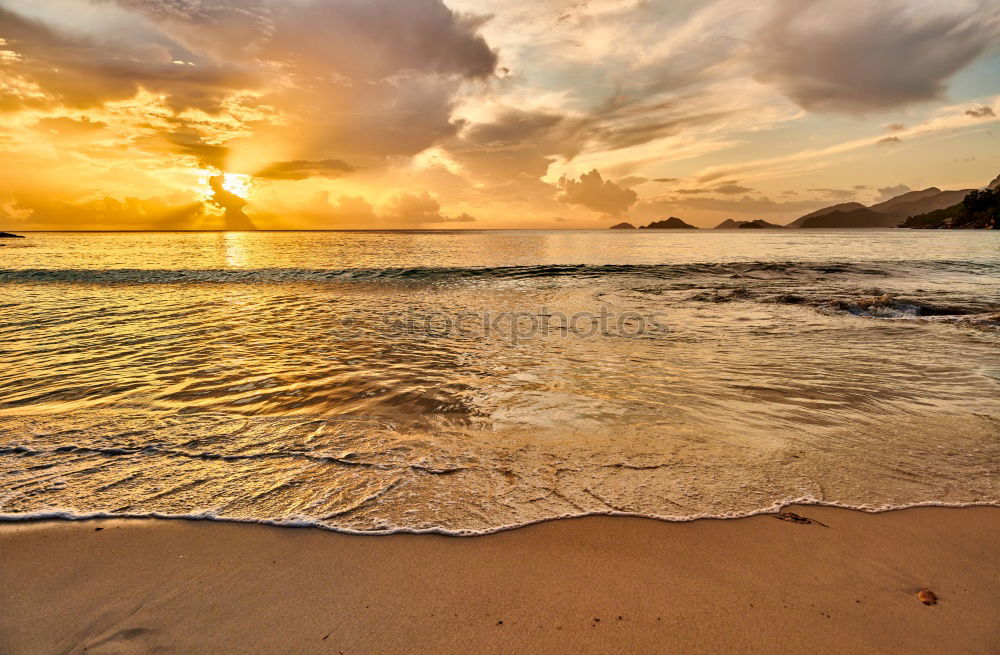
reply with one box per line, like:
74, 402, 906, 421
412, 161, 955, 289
1, 505, 997, 654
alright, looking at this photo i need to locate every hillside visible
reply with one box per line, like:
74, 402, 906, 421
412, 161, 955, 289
797, 208, 892, 228
900, 188, 998, 229
793, 188, 974, 228
786, 202, 865, 228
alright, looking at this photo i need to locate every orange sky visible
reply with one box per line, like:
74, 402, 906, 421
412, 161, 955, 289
1, 0, 998, 229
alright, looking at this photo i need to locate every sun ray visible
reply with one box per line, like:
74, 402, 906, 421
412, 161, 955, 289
220, 173, 252, 200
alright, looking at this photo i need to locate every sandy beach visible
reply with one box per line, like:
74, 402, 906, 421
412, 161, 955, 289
1, 505, 997, 654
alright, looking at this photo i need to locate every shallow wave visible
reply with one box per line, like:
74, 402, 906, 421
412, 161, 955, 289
2, 411, 997, 535
3, 236, 998, 535
0, 260, 908, 284
2, 498, 998, 536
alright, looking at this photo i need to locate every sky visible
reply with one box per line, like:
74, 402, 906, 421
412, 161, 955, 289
0, 0, 998, 230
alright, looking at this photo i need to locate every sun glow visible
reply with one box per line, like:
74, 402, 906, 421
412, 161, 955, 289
220, 173, 252, 199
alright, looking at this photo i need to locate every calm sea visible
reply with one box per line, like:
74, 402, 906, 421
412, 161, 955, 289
1, 230, 998, 533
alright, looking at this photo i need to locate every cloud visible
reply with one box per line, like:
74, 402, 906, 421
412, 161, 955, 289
673, 182, 752, 195
0, 4, 260, 113
164, 132, 230, 169
634, 194, 828, 218
0, 0, 498, 170
208, 175, 255, 230
965, 106, 997, 118
1, 0, 998, 230
557, 169, 637, 215
304, 192, 378, 225
753, 0, 1000, 112
383, 192, 475, 223
713, 182, 753, 195
877, 136, 902, 146
876, 184, 912, 202
809, 188, 857, 201
33, 116, 107, 135
255, 159, 354, 181
445, 109, 562, 183
1, 191, 207, 230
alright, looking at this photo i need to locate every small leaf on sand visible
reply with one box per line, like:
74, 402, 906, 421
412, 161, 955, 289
917, 588, 938, 605
774, 512, 829, 527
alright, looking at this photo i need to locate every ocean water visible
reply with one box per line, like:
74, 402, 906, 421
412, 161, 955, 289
1, 230, 998, 534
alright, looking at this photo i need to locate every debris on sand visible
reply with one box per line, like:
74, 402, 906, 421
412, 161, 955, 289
774, 512, 829, 527
917, 588, 938, 605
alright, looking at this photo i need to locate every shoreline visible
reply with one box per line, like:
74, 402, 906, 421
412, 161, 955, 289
2, 505, 997, 654
1, 498, 998, 536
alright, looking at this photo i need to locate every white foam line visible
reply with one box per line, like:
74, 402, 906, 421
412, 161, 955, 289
1, 497, 997, 537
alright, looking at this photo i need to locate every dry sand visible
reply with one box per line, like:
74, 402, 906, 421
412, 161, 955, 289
1, 505, 998, 654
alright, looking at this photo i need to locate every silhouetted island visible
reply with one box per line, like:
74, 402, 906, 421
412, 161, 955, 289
0, 232, 25, 238
638, 217, 698, 229
714, 219, 784, 229
609, 222, 636, 229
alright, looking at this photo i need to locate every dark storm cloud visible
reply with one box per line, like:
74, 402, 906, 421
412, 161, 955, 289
754, 0, 1000, 113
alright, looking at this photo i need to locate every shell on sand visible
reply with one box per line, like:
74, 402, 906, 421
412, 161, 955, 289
917, 588, 938, 605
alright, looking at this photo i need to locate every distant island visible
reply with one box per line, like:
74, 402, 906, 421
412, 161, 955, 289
638, 217, 698, 229
714, 219, 784, 229
0, 232, 25, 238
610, 173, 999, 230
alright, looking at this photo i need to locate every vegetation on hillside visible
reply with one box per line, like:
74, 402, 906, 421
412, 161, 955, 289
901, 188, 998, 229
